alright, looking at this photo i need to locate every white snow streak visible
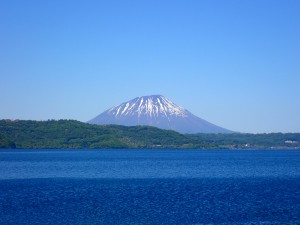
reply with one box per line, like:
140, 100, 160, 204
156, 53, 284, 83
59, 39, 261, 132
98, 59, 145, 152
121, 103, 130, 115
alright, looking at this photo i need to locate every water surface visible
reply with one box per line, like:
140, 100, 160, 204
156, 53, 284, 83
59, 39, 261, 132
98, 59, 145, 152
0, 149, 299, 224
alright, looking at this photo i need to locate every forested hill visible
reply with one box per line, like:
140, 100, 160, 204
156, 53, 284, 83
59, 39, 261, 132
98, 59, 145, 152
0, 120, 210, 149
0, 120, 299, 149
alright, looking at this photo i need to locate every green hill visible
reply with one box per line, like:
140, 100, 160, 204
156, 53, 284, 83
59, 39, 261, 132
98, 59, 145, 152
0, 119, 211, 149
0, 120, 299, 149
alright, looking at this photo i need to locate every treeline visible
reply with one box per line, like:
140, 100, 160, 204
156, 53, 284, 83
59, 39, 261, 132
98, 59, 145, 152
0, 120, 299, 149
188, 133, 300, 149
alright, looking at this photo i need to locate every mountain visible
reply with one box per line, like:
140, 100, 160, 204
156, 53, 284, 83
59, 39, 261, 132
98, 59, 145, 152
88, 95, 232, 134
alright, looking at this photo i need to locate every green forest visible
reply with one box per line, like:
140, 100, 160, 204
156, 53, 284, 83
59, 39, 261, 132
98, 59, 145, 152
0, 120, 299, 149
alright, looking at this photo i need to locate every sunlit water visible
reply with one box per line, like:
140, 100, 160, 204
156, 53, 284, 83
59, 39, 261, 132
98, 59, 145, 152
0, 149, 299, 224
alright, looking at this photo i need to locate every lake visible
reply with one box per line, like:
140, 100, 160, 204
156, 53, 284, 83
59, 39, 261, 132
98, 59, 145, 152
0, 149, 299, 224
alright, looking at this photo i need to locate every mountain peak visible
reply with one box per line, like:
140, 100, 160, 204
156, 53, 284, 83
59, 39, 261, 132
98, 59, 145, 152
89, 95, 232, 134
108, 95, 187, 118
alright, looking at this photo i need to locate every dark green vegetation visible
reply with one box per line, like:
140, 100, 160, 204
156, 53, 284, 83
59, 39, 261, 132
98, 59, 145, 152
0, 120, 205, 149
188, 133, 300, 149
0, 120, 299, 149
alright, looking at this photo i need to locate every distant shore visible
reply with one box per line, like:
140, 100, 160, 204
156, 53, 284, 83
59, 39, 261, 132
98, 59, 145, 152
1, 119, 299, 150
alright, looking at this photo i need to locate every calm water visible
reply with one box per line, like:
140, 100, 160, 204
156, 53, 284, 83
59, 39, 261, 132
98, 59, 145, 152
0, 149, 299, 224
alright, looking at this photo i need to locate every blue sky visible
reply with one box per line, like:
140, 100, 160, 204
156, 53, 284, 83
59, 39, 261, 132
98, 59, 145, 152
1, 0, 299, 133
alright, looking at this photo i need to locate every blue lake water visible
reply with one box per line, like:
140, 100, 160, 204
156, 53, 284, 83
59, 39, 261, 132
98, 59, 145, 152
0, 149, 299, 224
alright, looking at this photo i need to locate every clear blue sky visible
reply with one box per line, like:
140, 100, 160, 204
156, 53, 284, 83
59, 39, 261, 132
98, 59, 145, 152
1, 0, 299, 133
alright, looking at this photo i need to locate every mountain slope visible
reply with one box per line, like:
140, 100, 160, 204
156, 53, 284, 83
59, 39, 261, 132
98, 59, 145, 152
89, 95, 232, 133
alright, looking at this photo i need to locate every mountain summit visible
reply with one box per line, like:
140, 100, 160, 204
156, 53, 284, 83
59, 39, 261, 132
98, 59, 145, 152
88, 95, 232, 134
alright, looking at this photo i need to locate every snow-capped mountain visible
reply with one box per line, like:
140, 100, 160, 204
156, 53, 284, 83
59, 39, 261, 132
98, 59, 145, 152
88, 95, 232, 134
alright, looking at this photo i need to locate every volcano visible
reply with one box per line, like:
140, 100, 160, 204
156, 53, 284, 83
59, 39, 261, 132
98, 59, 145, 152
88, 95, 232, 134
